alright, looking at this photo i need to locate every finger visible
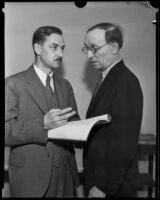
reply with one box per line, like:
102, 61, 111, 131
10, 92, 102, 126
50, 107, 72, 116
60, 121, 68, 126
57, 119, 68, 125
59, 111, 76, 121
59, 107, 73, 115
56, 120, 68, 128
49, 108, 61, 113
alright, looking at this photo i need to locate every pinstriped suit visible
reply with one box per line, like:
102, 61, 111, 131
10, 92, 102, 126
5, 65, 80, 197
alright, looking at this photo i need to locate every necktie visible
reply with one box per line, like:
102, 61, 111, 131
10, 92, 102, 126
46, 75, 58, 110
46, 75, 54, 95
46, 75, 67, 164
92, 73, 103, 98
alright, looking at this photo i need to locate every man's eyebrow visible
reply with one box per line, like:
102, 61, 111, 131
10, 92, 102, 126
91, 44, 99, 48
84, 43, 98, 48
83, 43, 88, 48
50, 43, 59, 46
50, 43, 65, 48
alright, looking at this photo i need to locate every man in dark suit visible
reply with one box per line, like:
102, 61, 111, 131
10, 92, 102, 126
5, 26, 81, 197
82, 23, 143, 197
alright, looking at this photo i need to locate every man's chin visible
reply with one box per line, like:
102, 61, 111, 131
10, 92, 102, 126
50, 63, 60, 69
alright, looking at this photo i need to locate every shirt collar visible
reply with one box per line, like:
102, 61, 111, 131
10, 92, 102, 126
102, 59, 122, 81
33, 64, 53, 86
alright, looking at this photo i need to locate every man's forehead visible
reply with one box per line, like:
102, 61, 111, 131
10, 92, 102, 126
45, 33, 65, 45
85, 29, 106, 45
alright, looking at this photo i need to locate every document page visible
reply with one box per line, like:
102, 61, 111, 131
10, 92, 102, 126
48, 114, 111, 141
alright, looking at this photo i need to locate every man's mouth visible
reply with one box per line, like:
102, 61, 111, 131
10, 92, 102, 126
90, 60, 97, 64
54, 58, 62, 62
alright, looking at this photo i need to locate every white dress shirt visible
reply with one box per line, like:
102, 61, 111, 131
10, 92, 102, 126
33, 65, 54, 92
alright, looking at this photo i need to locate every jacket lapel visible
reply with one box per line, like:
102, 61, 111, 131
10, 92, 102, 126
25, 65, 49, 114
53, 74, 66, 109
87, 60, 125, 118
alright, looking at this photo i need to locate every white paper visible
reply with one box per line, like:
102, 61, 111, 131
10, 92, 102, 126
47, 114, 111, 141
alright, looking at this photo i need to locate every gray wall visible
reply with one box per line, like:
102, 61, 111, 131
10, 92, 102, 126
4, 2, 157, 172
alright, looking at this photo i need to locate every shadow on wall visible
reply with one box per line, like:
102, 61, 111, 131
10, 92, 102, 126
55, 59, 99, 94
82, 60, 99, 93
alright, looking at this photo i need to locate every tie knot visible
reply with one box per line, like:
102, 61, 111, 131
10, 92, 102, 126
46, 75, 52, 88
46, 75, 53, 85
46, 75, 50, 85
46, 75, 50, 80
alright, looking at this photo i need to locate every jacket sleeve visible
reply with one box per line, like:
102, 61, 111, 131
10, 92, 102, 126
93, 77, 143, 194
5, 78, 48, 147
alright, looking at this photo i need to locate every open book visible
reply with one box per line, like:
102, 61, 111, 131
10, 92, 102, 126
48, 114, 111, 141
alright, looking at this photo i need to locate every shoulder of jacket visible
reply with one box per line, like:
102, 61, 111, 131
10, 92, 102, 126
5, 69, 29, 89
6, 69, 28, 80
119, 65, 139, 84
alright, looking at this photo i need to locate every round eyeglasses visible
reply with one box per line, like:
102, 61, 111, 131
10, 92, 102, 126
81, 43, 109, 55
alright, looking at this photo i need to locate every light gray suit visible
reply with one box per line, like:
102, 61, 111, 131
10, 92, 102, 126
5, 65, 80, 197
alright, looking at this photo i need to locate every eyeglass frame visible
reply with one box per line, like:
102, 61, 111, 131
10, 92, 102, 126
81, 42, 110, 55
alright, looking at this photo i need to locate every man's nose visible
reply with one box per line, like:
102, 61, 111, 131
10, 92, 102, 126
87, 49, 94, 58
57, 48, 63, 57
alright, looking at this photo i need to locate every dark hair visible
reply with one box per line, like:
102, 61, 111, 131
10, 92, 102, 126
87, 23, 124, 49
32, 26, 63, 48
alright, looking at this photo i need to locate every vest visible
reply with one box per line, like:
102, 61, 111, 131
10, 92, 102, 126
43, 83, 68, 167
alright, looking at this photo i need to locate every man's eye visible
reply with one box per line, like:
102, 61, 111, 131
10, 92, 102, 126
50, 44, 65, 51
50, 44, 58, 50
91, 48, 97, 53
86, 47, 89, 51
85, 46, 89, 51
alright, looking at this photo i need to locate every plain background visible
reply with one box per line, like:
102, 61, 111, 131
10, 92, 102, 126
4, 2, 157, 172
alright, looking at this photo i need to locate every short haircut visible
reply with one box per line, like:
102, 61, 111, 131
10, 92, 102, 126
86, 23, 124, 49
32, 26, 63, 48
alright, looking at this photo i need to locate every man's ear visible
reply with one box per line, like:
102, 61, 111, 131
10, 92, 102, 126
33, 43, 41, 55
111, 42, 119, 55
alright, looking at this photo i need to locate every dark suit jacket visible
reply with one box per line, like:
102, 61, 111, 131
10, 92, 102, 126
5, 65, 80, 197
83, 60, 143, 197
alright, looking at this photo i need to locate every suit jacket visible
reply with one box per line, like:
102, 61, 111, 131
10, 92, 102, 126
83, 60, 143, 197
5, 65, 80, 197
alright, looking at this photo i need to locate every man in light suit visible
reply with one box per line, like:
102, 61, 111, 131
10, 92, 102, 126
5, 26, 81, 197
82, 23, 143, 197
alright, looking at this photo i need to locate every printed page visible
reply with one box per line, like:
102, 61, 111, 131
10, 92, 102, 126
48, 114, 111, 141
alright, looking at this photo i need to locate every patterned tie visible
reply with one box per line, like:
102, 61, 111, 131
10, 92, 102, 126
92, 73, 103, 98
